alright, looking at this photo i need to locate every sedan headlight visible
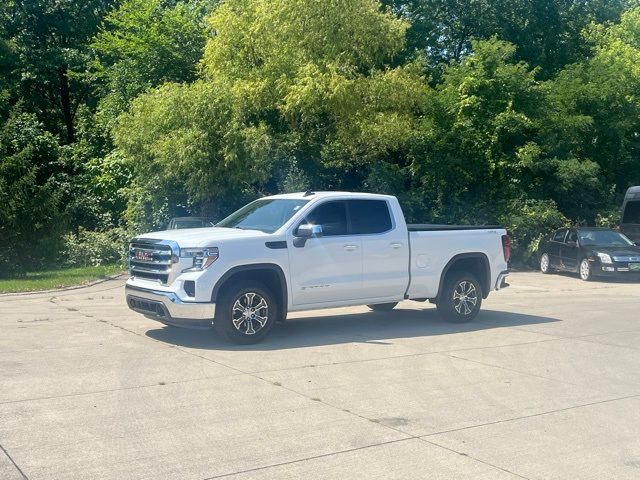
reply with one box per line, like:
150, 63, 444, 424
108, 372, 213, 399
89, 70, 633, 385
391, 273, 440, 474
180, 247, 219, 272
596, 252, 612, 264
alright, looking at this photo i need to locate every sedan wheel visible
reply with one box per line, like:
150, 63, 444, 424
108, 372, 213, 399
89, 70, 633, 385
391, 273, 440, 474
579, 258, 592, 281
540, 253, 552, 274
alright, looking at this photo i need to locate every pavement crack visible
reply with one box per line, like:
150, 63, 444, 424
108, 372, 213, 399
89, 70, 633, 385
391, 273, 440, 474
242, 372, 528, 480
421, 393, 640, 438
418, 437, 530, 479
249, 337, 566, 375
202, 438, 412, 479
0, 377, 239, 406
0, 442, 29, 479
444, 352, 590, 389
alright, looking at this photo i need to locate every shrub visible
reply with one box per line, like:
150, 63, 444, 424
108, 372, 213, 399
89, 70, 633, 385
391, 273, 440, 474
62, 227, 131, 267
501, 199, 570, 267
595, 207, 622, 228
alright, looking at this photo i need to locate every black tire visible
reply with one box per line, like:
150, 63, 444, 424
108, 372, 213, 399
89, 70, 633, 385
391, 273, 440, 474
367, 302, 398, 312
214, 281, 278, 344
540, 253, 553, 274
436, 273, 483, 323
579, 258, 592, 281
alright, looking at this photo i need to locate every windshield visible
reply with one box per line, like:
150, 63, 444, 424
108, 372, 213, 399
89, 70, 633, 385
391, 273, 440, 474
216, 199, 308, 233
578, 230, 634, 247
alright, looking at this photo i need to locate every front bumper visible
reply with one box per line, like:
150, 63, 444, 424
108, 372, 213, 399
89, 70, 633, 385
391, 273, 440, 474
593, 265, 640, 277
125, 285, 215, 329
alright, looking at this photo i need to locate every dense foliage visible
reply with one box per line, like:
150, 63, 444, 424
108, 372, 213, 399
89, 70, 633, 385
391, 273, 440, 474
1, 0, 640, 276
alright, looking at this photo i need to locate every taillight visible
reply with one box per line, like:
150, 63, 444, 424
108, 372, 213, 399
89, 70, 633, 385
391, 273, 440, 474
501, 234, 511, 263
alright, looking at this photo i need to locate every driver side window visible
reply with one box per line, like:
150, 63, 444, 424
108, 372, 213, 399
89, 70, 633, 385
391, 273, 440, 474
566, 230, 577, 244
297, 201, 348, 236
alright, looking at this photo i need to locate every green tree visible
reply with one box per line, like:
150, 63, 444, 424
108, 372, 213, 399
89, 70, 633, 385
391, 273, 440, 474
92, 0, 215, 125
383, 0, 633, 77
1, 0, 116, 143
0, 110, 66, 275
548, 7, 640, 195
202, 0, 427, 187
114, 80, 267, 229
116, 0, 428, 227
409, 38, 545, 223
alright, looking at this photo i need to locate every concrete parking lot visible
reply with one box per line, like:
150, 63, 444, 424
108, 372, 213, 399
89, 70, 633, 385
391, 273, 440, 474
1, 272, 639, 479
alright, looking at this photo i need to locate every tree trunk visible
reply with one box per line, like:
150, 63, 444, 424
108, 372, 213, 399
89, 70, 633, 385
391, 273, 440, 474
59, 66, 75, 144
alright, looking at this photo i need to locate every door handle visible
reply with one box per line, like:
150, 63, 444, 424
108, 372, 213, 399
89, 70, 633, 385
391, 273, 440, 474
390, 242, 403, 249
343, 244, 358, 251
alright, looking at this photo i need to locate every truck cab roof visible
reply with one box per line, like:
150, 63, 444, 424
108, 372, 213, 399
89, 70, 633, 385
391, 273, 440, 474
262, 191, 396, 201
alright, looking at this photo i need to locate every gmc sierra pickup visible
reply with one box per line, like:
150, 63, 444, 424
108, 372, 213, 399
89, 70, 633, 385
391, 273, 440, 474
125, 192, 510, 344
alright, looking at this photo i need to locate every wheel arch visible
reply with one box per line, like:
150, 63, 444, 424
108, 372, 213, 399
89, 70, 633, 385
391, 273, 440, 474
211, 263, 288, 319
437, 253, 491, 300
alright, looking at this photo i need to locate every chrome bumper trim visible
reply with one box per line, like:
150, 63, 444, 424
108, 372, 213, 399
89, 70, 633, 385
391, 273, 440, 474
495, 270, 510, 290
125, 285, 215, 320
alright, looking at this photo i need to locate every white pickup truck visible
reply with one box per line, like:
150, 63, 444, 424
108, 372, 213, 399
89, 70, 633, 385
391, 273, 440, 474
125, 192, 510, 343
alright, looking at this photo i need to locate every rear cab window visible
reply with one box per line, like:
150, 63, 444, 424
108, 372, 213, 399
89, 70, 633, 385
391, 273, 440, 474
348, 199, 393, 234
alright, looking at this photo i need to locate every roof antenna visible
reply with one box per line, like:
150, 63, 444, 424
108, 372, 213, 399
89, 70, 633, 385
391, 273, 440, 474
303, 190, 315, 197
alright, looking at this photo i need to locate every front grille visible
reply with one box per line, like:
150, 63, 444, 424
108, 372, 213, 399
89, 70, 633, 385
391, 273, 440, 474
129, 238, 178, 285
613, 256, 640, 263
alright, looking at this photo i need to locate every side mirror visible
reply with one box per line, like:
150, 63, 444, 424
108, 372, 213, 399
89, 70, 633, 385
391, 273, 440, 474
293, 224, 322, 247
296, 224, 323, 238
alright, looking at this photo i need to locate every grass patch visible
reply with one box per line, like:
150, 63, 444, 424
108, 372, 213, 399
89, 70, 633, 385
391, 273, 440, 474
0, 265, 124, 294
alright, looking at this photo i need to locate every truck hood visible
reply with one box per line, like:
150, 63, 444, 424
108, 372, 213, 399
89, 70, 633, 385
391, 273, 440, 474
137, 227, 268, 247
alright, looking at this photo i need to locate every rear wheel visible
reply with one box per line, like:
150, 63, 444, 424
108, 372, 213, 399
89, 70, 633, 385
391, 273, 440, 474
367, 302, 398, 312
436, 273, 482, 323
540, 253, 553, 274
214, 281, 277, 344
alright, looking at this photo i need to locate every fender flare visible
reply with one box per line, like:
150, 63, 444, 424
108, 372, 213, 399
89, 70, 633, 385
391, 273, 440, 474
211, 263, 288, 315
437, 253, 491, 299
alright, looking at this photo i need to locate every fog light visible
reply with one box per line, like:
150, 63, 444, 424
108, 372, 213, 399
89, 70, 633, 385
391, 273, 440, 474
184, 280, 196, 297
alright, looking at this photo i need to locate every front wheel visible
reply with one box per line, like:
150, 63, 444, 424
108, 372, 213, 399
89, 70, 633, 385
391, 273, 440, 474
579, 258, 592, 281
214, 282, 277, 344
437, 273, 482, 323
367, 302, 398, 312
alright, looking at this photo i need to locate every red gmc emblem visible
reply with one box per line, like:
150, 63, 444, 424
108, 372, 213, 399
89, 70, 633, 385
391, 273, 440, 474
135, 250, 153, 261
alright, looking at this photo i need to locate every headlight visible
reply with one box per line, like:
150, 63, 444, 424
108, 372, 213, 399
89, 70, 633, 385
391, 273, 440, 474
596, 252, 612, 264
180, 247, 219, 272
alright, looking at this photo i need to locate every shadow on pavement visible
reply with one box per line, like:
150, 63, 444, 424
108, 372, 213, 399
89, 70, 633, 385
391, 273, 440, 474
145, 307, 558, 351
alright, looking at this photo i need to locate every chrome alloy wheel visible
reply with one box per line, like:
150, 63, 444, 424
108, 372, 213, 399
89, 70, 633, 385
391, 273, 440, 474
580, 259, 590, 280
453, 280, 478, 315
232, 292, 269, 335
540, 253, 550, 273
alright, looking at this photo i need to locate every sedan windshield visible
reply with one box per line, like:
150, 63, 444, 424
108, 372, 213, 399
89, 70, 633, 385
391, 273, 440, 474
578, 230, 634, 247
216, 199, 308, 233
